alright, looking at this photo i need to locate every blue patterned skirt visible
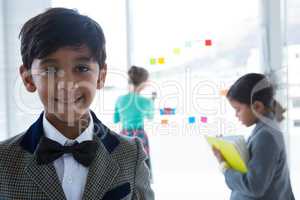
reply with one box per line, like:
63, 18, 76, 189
120, 129, 152, 175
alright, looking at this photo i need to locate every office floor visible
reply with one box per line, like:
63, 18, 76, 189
148, 122, 299, 199
149, 129, 231, 199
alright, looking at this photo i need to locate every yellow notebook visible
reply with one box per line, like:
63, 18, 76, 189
205, 135, 249, 173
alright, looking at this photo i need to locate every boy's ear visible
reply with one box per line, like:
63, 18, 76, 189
19, 65, 37, 92
97, 64, 107, 89
252, 101, 265, 113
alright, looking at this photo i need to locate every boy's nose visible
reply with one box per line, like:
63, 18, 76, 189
57, 81, 79, 90
56, 81, 79, 98
56, 81, 80, 102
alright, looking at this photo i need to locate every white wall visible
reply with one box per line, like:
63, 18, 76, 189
1, 0, 51, 138
0, 0, 7, 140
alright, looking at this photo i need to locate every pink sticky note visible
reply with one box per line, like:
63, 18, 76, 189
201, 116, 207, 123
205, 40, 212, 46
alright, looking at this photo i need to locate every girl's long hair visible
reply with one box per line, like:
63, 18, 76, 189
227, 73, 285, 122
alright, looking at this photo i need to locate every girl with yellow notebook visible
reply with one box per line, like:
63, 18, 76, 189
213, 73, 294, 200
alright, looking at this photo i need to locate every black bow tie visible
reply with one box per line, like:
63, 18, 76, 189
36, 137, 98, 167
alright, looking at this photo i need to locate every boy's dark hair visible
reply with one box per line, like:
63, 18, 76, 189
227, 73, 285, 121
128, 66, 149, 86
19, 7, 106, 69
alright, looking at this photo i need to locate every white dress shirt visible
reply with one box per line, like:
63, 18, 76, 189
43, 112, 94, 200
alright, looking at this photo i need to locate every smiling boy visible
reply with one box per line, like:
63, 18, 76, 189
0, 7, 154, 200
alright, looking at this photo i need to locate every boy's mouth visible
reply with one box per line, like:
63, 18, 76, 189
54, 96, 84, 105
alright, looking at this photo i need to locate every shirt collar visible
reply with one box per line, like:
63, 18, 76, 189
43, 112, 94, 145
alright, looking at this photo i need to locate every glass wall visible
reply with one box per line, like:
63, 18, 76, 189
40, 0, 295, 198
128, 0, 262, 198
286, 0, 300, 197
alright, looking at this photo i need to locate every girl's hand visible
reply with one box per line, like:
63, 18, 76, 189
212, 146, 225, 163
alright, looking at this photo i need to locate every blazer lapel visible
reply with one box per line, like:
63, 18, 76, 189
25, 152, 66, 200
20, 112, 66, 200
20, 111, 120, 200
82, 137, 120, 200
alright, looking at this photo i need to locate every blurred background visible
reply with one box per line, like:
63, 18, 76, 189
0, 0, 299, 199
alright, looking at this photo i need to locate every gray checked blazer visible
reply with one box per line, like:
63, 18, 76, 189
224, 114, 295, 200
0, 111, 154, 200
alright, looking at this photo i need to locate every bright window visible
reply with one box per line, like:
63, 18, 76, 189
51, 1, 266, 199
287, 0, 300, 196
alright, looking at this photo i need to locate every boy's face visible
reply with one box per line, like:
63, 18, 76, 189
20, 45, 106, 125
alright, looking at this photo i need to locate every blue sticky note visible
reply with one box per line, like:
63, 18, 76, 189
171, 108, 176, 114
188, 116, 195, 124
160, 109, 164, 115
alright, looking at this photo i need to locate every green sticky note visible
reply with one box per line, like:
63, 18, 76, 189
150, 58, 156, 65
185, 41, 192, 48
173, 48, 181, 55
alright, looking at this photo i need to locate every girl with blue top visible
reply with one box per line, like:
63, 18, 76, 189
213, 73, 295, 200
114, 66, 154, 172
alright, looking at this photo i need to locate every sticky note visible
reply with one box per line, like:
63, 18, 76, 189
160, 109, 164, 115
160, 108, 176, 115
205, 39, 212, 46
164, 108, 175, 115
150, 58, 156, 65
185, 41, 192, 48
170, 108, 176, 114
201, 116, 207, 123
164, 108, 171, 114
220, 89, 228, 96
161, 119, 168, 124
158, 57, 165, 64
173, 48, 181, 55
188, 116, 196, 124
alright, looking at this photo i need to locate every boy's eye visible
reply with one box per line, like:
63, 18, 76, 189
39, 67, 58, 76
75, 64, 90, 73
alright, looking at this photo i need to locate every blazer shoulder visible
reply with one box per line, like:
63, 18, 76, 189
108, 129, 139, 148
0, 132, 25, 154
251, 124, 284, 151
106, 130, 147, 169
0, 132, 25, 146
104, 128, 143, 155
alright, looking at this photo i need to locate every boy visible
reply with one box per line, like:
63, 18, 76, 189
0, 7, 154, 200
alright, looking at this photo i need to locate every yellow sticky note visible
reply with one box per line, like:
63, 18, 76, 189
150, 58, 156, 65
173, 48, 181, 55
158, 57, 165, 64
